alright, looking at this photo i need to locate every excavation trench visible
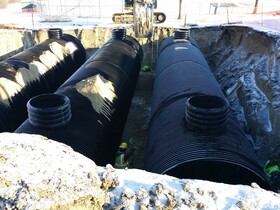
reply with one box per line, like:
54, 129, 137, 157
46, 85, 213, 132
1, 25, 280, 187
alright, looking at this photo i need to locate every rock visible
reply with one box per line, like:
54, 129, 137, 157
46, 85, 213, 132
100, 164, 120, 190
102, 168, 280, 210
0, 133, 108, 209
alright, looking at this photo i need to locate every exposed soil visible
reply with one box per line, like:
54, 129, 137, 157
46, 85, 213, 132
0, 24, 23, 30
194, 26, 280, 163
121, 71, 154, 169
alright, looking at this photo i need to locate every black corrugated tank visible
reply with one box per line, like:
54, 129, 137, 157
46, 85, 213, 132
145, 31, 269, 188
15, 29, 143, 166
0, 29, 85, 132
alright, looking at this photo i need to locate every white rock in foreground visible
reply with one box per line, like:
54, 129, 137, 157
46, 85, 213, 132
0, 133, 280, 210
0, 133, 107, 209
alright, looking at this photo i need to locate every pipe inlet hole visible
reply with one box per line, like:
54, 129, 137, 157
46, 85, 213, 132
185, 95, 229, 134
27, 93, 71, 129
48, 28, 63, 39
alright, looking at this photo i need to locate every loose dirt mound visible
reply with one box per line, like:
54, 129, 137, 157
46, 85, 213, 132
0, 24, 24, 30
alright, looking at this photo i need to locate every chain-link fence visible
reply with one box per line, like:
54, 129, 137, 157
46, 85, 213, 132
34, 0, 280, 24
1, 0, 280, 31
37, 0, 124, 21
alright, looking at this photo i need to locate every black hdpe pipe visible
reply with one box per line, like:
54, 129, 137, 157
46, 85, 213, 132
15, 29, 143, 166
158, 28, 200, 55
145, 30, 269, 188
0, 28, 85, 132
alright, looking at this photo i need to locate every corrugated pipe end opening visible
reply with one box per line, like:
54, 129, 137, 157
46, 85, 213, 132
165, 160, 269, 188
112, 28, 127, 40
174, 29, 190, 40
27, 94, 71, 129
185, 95, 229, 134
48, 28, 63, 39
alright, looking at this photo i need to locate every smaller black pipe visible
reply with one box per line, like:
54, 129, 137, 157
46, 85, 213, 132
112, 28, 127, 40
48, 28, 63, 39
185, 95, 229, 134
174, 29, 190, 40
158, 28, 199, 55
27, 94, 71, 129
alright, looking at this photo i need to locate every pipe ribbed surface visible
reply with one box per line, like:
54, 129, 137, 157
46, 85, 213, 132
15, 30, 143, 166
146, 34, 268, 188
48, 28, 63, 39
27, 94, 71, 129
0, 29, 85, 132
174, 29, 190, 40
185, 95, 229, 134
112, 28, 127, 40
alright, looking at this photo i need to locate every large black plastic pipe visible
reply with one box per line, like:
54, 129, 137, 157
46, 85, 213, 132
146, 31, 269, 188
0, 29, 85, 132
16, 29, 143, 166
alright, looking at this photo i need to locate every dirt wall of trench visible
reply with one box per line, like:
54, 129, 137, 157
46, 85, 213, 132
0, 26, 174, 68
191, 26, 280, 163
